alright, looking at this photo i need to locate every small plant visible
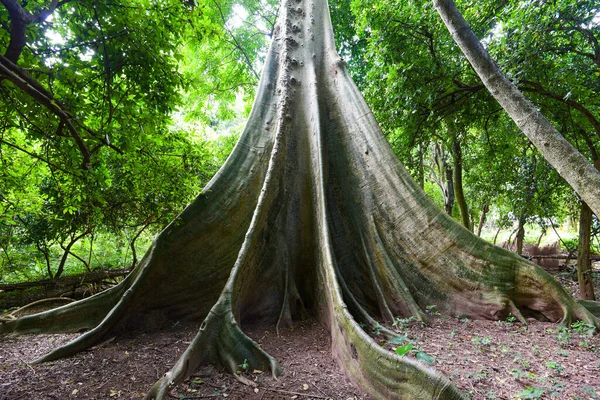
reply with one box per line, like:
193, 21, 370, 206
505, 315, 517, 326
237, 359, 249, 373
545, 361, 564, 374
426, 304, 441, 316
395, 343, 413, 356
516, 386, 544, 399
571, 321, 595, 336
449, 329, 457, 338
555, 326, 572, 344
372, 322, 382, 335
392, 316, 417, 329
471, 335, 492, 346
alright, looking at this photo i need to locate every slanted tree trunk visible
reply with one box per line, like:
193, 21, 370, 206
55, 231, 90, 280
2, 1, 599, 400
433, 0, 600, 218
578, 201, 596, 300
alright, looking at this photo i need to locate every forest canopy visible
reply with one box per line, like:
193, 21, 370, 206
1, 0, 599, 283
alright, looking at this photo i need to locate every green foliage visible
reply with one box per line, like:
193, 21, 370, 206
343, 0, 599, 237
0, 0, 252, 283
395, 343, 413, 356
516, 386, 545, 399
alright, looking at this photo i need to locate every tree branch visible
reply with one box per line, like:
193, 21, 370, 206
0, 0, 69, 63
518, 79, 600, 139
0, 55, 92, 168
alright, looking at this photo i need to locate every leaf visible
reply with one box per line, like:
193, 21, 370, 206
415, 351, 435, 364
395, 343, 413, 356
388, 336, 407, 345
517, 386, 545, 399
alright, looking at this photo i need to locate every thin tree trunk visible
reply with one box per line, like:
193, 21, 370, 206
36, 243, 53, 280
444, 159, 454, 215
451, 137, 470, 230
516, 217, 526, 256
129, 220, 153, 268
418, 144, 425, 189
493, 225, 502, 245
433, 143, 454, 215
55, 231, 89, 280
506, 227, 518, 250
536, 228, 545, 247
578, 201, 596, 300
477, 203, 489, 237
433, 0, 600, 218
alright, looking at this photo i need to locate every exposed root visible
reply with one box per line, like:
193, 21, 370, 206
33, 288, 135, 363
145, 300, 281, 400
0, 281, 126, 336
580, 300, 600, 318
10, 297, 75, 318
507, 299, 527, 326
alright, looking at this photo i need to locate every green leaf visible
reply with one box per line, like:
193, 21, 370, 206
388, 336, 407, 345
415, 351, 435, 364
395, 343, 412, 356
517, 387, 544, 399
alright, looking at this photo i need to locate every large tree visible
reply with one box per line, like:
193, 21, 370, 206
2, 1, 600, 399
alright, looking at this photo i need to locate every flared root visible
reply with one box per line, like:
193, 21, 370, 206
146, 297, 281, 400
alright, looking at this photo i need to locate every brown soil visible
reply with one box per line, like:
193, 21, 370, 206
0, 319, 371, 400
1, 265, 599, 400
378, 315, 600, 399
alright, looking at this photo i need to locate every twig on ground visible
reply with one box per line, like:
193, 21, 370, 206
266, 387, 330, 398
311, 381, 332, 398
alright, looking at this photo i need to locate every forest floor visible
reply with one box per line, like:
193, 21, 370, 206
1, 264, 599, 399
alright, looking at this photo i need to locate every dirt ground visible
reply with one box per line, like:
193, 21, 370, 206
0, 319, 371, 400
1, 264, 599, 399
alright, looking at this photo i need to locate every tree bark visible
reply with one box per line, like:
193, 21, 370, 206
433, 0, 600, 218
55, 231, 89, 280
451, 136, 470, 230
578, 201, 596, 300
477, 203, 488, 237
516, 217, 526, 256
433, 143, 454, 215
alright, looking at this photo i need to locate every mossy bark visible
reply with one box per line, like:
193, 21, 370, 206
2, 1, 600, 399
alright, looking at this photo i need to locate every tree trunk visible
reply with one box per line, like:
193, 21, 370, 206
477, 203, 489, 237
55, 231, 89, 280
433, 0, 600, 219
493, 224, 501, 245
516, 217, 526, 256
433, 143, 454, 215
578, 201, 596, 300
2, 1, 599, 400
451, 137, 470, 230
